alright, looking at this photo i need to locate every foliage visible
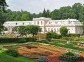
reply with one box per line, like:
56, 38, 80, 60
1, 3, 84, 23
59, 52, 84, 62
16, 26, 26, 37
0, 0, 8, 11
46, 31, 60, 41
0, 24, 4, 33
5, 49, 20, 57
15, 25, 41, 37
60, 26, 68, 36
0, 0, 8, 24
19, 38, 26, 43
25, 25, 41, 37
40, 40, 49, 44
5, 10, 32, 21
68, 34, 80, 37
0, 38, 36, 43
50, 40, 84, 52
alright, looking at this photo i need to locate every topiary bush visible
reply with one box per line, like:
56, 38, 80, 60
59, 52, 84, 62
5, 49, 20, 57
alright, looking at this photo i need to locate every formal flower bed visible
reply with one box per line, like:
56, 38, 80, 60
17, 43, 67, 62
3, 43, 84, 62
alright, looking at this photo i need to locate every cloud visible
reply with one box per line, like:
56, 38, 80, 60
6, 0, 84, 13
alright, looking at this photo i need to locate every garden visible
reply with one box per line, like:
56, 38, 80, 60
0, 0, 84, 62
0, 26, 84, 62
0, 40, 84, 62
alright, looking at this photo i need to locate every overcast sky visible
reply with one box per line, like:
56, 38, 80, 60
6, 0, 84, 13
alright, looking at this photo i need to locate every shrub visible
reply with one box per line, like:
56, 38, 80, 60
59, 52, 84, 62
41, 40, 49, 44
0, 38, 37, 43
68, 34, 80, 37
60, 26, 68, 36
19, 38, 26, 43
62, 37, 73, 41
5, 49, 20, 57
38, 57, 48, 62
46, 31, 60, 41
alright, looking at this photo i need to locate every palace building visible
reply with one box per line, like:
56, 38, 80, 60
3, 17, 83, 34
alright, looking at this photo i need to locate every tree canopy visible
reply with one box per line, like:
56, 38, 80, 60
15, 25, 41, 37
60, 26, 68, 36
0, 0, 8, 24
2, 3, 84, 23
25, 25, 41, 37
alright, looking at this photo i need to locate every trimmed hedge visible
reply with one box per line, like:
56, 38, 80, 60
0, 38, 37, 43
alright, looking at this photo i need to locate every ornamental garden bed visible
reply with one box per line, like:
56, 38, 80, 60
2, 42, 84, 62
17, 43, 67, 62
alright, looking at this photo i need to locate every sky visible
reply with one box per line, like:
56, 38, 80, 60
6, 0, 84, 13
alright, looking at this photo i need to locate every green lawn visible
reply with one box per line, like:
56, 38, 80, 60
0, 42, 39, 62
0, 53, 38, 62
49, 39, 84, 52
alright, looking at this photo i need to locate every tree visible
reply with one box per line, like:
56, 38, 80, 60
0, 24, 4, 34
16, 26, 26, 37
1, 3, 84, 23
0, 0, 8, 11
60, 26, 68, 36
0, 0, 8, 24
21, 11, 31, 21
42, 8, 47, 17
51, 9, 61, 20
25, 25, 41, 37
72, 3, 83, 20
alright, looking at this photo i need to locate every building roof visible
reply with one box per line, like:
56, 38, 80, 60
3, 17, 83, 27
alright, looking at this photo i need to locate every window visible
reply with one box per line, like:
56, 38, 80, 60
16, 23, 17, 25
41, 21, 42, 25
37, 21, 39, 25
55, 22, 58, 24
23, 23, 24, 25
68, 21, 71, 24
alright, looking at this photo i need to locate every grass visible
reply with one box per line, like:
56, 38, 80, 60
50, 40, 84, 52
0, 43, 38, 62
1, 35, 84, 62
0, 53, 38, 62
